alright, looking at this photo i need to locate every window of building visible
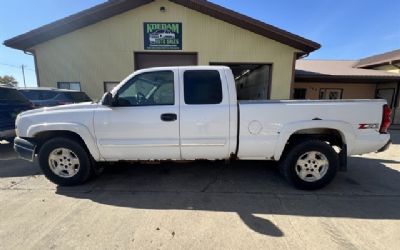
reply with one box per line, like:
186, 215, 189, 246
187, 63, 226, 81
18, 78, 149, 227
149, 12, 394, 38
57, 82, 81, 91
184, 70, 222, 105
293, 88, 307, 99
319, 88, 343, 100
115, 71, 174, 106
104, 82, 119, 92
210, 63, 271, 100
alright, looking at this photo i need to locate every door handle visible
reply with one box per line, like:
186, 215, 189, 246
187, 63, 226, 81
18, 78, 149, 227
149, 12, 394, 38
160, 113, 177, 122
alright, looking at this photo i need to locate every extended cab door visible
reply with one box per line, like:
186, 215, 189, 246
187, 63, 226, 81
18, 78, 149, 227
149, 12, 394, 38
178, 68, 232, 160
94, 69, 180, 160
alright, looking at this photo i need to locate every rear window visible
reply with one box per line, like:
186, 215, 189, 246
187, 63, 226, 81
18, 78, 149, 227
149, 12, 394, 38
20, 90, 58, 100
61, 92, 92, 102
0, 87, 31, 104
183, 70, 223, 105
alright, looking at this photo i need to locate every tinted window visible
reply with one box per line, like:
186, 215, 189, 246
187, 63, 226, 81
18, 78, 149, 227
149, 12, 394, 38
0, 87, 30, 104
60, 92, 92, 102
184, 70, 222, 105
20, 90, 58, 100
116, 71, 174, 106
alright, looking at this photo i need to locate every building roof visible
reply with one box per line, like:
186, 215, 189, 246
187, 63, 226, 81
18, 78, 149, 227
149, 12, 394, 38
354, 49, 400, 68
295, 59, 400, 83
3, 0, 320, 53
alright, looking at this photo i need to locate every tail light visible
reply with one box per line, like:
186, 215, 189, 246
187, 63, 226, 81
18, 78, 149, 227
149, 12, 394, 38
379, 104, 392, 134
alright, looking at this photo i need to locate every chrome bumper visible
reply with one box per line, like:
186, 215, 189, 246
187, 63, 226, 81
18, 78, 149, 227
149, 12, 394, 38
14, 137, 36, 162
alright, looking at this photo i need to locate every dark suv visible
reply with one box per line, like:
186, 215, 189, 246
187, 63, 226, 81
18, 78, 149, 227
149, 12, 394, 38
19, 88, 92, 107
0, 84, 33, 140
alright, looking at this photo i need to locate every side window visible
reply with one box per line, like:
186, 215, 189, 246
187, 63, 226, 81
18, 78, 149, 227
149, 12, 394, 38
116, 71, 174, 106
184, 70, 222, 105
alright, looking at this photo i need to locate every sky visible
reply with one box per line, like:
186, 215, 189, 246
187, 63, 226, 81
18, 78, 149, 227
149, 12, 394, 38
0, 0, 399, 87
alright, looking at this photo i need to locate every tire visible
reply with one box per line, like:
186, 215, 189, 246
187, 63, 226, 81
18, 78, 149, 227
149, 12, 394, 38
38, 137, 92, 186
279, 140, 338, 190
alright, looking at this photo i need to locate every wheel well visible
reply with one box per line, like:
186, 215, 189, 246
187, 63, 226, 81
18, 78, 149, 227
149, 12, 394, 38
32, 130, 88, 154
285, 128, 345, 150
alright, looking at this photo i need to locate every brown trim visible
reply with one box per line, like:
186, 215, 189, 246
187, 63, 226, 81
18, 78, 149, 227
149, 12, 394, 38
289, 52, 298, 98
295, 75, 400, 83
31, 49, 41, 87
209, 62, 273, 99
133, 51, 198, 70
4, 0, 320, 53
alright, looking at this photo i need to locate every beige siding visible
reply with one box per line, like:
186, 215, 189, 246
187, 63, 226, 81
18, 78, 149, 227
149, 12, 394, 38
32, 0, 298, 100
294, 82, 376, 99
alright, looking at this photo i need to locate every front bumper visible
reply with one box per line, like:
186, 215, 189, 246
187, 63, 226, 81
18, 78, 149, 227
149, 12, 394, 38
14, 137, 36, 162
377, 139, 391, 153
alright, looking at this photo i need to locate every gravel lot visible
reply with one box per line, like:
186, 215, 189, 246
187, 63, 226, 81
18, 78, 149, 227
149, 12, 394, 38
0, 131, 399, 249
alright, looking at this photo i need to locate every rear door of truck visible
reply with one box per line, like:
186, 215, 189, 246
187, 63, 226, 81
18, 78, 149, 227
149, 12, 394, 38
178, 67, 232, 160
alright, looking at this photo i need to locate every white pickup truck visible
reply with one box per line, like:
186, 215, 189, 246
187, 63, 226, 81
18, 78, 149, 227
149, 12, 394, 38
14, 66, 392, 189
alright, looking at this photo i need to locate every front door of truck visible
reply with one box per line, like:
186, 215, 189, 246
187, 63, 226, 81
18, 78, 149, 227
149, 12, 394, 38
94, 70, 180, 160
178, 68, 231, 160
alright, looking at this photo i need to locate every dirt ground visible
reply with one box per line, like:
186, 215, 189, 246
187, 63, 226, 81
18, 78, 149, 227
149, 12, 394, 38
0, 131, 399, 249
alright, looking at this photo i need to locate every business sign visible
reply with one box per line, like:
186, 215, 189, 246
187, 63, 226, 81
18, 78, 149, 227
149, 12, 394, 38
144, 22, 182, 50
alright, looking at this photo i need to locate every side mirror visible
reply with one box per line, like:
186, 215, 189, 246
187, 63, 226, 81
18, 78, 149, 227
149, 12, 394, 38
102, 92, 114, 106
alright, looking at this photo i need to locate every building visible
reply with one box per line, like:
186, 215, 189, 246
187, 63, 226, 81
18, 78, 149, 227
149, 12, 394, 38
293, 50, 400, 125
355, 49, 400, 74
4, 0, 320, 101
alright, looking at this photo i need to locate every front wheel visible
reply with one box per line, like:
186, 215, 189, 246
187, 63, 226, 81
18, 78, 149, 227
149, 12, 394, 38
279, 140, 339, 190
38, 137, 92, 186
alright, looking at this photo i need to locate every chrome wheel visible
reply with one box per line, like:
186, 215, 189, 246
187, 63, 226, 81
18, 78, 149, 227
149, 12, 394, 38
48, 148, 80, 178
295, 151, 329, 182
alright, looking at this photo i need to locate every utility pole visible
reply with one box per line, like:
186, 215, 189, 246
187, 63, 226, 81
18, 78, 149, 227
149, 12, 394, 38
21, 65, 26, 88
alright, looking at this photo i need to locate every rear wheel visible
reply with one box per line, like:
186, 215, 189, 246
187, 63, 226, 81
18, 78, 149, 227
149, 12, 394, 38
280, 140, 338, 190
38, 137, 92, 186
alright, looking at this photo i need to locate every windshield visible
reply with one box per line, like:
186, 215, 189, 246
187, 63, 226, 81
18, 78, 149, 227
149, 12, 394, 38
0, 88, 31, 105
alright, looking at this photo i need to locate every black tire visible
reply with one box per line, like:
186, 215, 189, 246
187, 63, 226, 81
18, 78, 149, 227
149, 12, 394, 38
38, 137, 92, 186
279, 140, 338, 190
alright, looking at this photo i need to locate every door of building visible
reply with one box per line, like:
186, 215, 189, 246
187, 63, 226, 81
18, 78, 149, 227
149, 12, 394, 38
135, 52, 197, 70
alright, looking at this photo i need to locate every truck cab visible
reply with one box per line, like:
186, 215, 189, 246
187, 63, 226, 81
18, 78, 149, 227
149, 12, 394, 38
97, 66, 237, 161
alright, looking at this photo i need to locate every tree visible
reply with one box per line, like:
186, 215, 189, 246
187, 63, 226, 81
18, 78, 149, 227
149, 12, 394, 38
0, 75, 18, 86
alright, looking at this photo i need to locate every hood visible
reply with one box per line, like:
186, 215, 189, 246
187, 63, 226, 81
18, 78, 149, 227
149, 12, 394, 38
19, 102, 98, 117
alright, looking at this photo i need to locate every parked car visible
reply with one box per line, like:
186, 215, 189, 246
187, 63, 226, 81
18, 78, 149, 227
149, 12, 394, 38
13, 66, 391, 189
19, 88, 92, 107
0, 84, 33, 140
